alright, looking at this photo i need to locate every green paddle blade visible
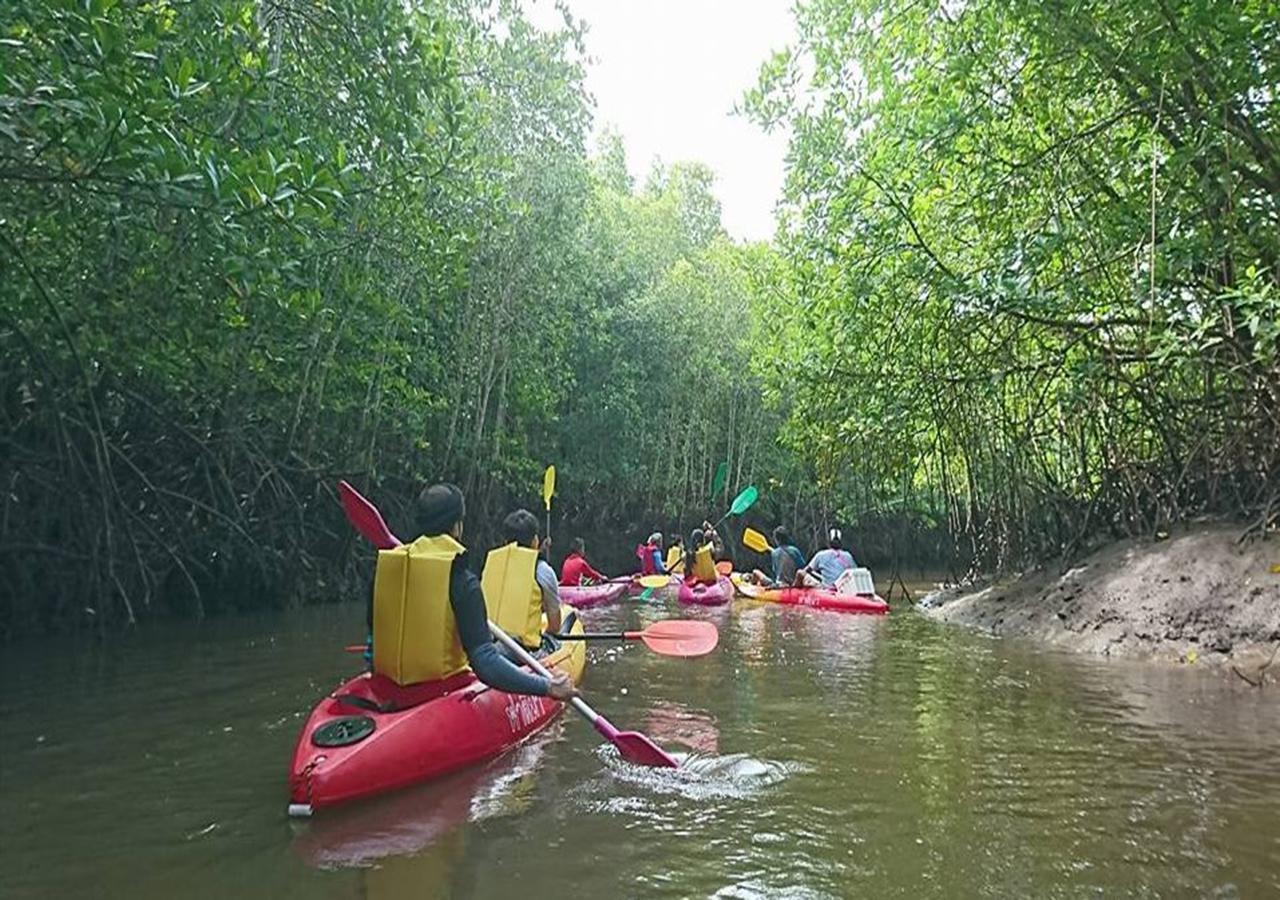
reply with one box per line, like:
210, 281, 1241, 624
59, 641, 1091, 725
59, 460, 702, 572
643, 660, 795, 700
729, 485, 758, 516
710, 461, 728, 498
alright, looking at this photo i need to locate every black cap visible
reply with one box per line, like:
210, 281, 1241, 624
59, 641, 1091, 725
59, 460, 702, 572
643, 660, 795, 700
415, 483, 465, 536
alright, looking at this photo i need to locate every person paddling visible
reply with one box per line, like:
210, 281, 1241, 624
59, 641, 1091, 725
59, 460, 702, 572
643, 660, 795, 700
635, 532, 667, 576
560, 536, 605, 586
487, 509, 564, 656
684, 528, 719, 585
664, 535, 685, 575
750, 526, 807, 587
700, 520, 728, 561
803, 527, 856, 587
371, 483, 576, 701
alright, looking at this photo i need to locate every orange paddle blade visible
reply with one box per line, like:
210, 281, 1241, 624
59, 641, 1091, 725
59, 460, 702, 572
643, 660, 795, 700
715, 560, 733, 575
631, 620, 719, 657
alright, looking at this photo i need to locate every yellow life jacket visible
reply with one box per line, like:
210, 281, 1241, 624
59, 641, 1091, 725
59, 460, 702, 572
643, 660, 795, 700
481, 542, 545, 649
665, 545, 685, 575
371, 533, 469, 686
691, 543, 717, 583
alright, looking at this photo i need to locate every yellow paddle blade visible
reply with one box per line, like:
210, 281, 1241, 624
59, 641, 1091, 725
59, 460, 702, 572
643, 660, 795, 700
638, 574, 672, 589
542, 465, 556, 510
743, 527, 771, 554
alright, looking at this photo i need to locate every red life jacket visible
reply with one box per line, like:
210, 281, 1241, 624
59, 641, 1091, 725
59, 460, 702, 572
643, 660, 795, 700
635, 542, 659, 575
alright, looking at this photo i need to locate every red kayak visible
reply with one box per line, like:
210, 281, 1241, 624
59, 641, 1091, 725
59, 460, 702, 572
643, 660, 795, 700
558, 581, 628, 607
734, 578, 888, 614
288, 613, 587, 815
677, 575, 734, 606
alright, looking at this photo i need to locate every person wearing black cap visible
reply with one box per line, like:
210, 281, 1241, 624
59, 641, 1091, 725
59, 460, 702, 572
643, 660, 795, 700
399, 483, 577, 699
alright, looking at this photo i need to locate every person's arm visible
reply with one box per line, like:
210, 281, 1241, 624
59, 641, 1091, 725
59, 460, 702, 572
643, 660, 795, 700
650, 548, 666, 574
536, 560, 563, 635
449, 556, 551, 696
584, 560, 604, 582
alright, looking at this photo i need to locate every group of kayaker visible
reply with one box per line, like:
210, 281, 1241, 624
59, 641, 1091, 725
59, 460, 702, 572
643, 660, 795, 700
367, 483, 579, 703
367, 480, 858, 710
748, 526, 858, 589
631, 524, 725, 585
560, 521, 859, 592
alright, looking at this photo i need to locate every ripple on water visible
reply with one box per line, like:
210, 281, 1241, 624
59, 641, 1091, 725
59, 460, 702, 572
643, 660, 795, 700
594, 747, 806, 802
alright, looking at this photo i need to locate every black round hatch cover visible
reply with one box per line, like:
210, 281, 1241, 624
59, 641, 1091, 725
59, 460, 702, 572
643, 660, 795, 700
311, 715, 375, 747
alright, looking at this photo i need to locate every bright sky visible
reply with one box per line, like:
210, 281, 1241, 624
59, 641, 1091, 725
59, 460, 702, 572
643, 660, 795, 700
524, 0, 795, 243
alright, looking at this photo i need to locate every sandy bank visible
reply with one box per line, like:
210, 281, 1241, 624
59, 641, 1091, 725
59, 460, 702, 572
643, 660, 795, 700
921, 526, 1280, 683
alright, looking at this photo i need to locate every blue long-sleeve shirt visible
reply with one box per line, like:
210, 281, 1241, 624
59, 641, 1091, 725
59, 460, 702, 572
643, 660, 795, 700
649, 548, 665, 574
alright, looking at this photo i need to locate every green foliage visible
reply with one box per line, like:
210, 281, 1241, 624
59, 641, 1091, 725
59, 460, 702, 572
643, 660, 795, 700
747, 0, 1280, 571
0, 0, 787, 634
7, 0, 1271, 633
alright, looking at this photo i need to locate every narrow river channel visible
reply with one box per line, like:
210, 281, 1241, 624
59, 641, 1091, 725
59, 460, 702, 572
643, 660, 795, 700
3, 595, 1278, 897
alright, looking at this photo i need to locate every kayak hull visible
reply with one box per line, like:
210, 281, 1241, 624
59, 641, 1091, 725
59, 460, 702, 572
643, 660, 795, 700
677, 575, 734, 606
735, 579, 889, 614
288, 609, 586, 812
558, 581, 627, 607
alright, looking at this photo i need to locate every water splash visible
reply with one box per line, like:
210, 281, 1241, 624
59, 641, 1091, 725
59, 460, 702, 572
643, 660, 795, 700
598, 745, 805, 801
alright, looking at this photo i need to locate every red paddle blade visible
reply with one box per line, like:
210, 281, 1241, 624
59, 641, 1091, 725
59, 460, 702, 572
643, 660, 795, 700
715, 560, 733, 576
614, 730, 681, 768
637, 620, 719, 657
338, 481, 400, 549
592, 715, 680, 767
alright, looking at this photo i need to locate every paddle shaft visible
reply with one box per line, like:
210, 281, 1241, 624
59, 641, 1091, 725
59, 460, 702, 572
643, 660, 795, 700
488, 620, 616, 739
554, 631, 640, 641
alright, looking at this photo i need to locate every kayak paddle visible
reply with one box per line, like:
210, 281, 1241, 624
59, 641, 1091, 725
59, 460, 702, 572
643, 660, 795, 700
554, 620, 719, 657
743, 527, 771, 554
488, 620, 680, 768
710, 460, 728, 499
710, 484, 759, 530
542, 465, 556, 542
338, 480, 401, 549
337, 481, 680, 769
602, 573, 672, 587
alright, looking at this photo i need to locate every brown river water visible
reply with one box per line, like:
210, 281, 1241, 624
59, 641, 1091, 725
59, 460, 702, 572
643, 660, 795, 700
2, 590, 1278, 898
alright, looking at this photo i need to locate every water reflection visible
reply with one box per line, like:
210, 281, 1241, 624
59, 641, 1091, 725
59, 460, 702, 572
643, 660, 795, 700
292, 732, 553, 870
643, 700, 721, 754
2, 599, 1279, 897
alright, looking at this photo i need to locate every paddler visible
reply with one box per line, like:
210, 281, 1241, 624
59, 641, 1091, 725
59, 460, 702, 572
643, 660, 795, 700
635, 532, 667, 576
700, 520, 728, 561
750, 526, 807, 586
803, 527, 857, 587
489, 508, 564, 654
684, 528, 719, 585
560, 536, 605, 586
372, 483, 576, 700
664, 535, 685, 575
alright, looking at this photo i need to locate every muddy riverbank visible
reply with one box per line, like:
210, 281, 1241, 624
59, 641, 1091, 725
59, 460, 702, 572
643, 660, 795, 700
922, 526, 1280, 681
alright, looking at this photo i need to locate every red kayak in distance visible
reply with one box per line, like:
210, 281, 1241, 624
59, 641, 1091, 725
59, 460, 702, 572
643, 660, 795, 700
734, 577, 889, 614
